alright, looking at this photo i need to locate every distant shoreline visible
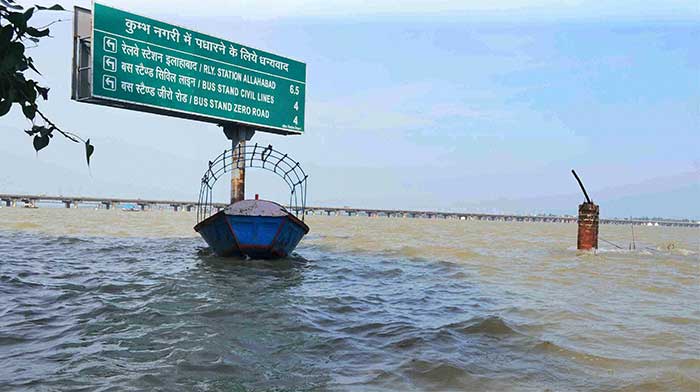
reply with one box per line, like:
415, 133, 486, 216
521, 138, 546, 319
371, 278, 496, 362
1, 193, 697, 228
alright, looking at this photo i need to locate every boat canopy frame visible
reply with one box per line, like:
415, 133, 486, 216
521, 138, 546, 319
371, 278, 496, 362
196, 143, 308, 222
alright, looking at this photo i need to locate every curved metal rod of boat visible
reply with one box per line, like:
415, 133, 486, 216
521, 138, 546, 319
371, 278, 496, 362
196, 144, 308, 223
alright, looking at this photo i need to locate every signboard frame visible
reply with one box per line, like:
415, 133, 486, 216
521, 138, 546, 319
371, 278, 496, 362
71, 2, 306, 135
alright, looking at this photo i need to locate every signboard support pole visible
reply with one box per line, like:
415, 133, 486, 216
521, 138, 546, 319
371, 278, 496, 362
223, 125, 255, 205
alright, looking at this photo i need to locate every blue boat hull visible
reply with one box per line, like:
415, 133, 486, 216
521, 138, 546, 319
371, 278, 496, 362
194, 211, 309, 259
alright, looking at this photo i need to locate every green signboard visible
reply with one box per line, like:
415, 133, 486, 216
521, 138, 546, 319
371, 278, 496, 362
91, 3, 305, 134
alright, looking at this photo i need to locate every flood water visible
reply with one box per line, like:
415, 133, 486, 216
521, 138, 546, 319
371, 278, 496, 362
0, 208, 698, 391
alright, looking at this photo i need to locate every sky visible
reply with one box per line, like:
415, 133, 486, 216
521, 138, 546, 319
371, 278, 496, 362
0, 0, 698, 219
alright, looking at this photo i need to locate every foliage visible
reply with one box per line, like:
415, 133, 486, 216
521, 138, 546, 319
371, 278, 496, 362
0, 0, 93, 165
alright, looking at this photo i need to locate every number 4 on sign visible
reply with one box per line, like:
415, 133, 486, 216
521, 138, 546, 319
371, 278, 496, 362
293, 116, 298, 125
293, 101, 299, 111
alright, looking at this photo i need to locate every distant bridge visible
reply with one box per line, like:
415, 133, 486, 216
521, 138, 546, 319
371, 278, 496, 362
0, 193, 697, 228
0, 193, 199, 212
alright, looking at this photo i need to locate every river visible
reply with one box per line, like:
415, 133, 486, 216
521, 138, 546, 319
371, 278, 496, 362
0, 208, 698, 391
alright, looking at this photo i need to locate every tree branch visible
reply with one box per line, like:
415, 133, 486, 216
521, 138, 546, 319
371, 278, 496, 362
34, 106, 84, 143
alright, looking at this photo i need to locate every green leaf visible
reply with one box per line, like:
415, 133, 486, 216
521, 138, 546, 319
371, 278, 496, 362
17, 58, 29, 71
22, 78, 37, 102
21, 102, 36, 119
23, 6, 34, 22
36, 85, 49, 100
0, 99, 11, 116
26, 125, 51, 137
33, 133, 49, 152
6, 85, 16, 102
26, 57, 41, 74
0, 0, 23, 10
35, 4, 64, 11
39, 126, 53, 137
6, 12, 27, 31
25, 27, 49, 37
0, 25, 14, 46
0, 42, 25, 72
85, 139, 94, 166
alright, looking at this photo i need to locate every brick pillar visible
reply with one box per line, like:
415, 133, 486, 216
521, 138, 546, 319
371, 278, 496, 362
577, 202, 599, 250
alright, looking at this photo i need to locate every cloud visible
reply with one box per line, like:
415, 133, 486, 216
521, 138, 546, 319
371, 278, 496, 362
72, 0, 700, 21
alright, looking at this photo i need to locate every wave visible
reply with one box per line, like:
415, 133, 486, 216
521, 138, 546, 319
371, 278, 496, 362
0, 335, 30, 346
301, 236, 482, 263
398, 359, 476, 390
381, 245, 481, 262
611, 369, 700, 392
656, 316, 700, 325
444, 316, 519, 336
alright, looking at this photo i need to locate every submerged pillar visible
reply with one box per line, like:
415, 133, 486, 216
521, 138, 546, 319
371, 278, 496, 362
577, 203, 599, 250
571, 169, 599, 251
223, 125, 255, 204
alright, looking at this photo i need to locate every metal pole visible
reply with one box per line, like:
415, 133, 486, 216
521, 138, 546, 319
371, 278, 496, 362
231, 139, 246, 204
223, 124, 255, 205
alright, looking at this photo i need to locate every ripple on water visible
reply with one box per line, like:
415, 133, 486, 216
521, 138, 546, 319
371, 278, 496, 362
0, 213, 698, 391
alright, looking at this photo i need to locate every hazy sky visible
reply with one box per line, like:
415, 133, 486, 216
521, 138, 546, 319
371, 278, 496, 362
0, 1, 698, 218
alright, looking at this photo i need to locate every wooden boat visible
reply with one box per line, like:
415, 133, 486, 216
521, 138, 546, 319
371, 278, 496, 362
195, 199, 309, 258
194, 144, 309, 259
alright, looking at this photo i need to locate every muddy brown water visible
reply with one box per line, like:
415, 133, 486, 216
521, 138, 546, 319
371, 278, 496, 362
1, 208, 698, 391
